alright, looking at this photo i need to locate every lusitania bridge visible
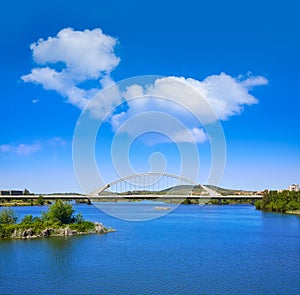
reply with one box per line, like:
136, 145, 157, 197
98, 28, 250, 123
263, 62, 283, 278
1, 172, 262, 203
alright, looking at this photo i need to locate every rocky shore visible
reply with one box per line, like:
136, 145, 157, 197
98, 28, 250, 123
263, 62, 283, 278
2, 222, 115, 240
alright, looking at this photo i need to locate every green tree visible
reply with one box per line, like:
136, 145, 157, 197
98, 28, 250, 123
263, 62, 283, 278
37, 195, 45, 205
256, 190, 300, 213
21, 214, 34, 224
0, 209, 17, 224
74, 213, 84, 224
43, 200, 74, 224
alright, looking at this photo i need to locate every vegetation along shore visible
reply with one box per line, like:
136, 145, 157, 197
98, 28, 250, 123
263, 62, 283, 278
255, 190, 300, 214
0, 200, 114, 239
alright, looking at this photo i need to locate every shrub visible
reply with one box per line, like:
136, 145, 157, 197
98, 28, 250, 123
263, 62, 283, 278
37, 195, 45, 206
21, 214, 34, 224
0, 224, 16, 238
0, 209, 17, 224
74, 213, 84, 224
42, 200, 74, 224
69, 221, 95, 232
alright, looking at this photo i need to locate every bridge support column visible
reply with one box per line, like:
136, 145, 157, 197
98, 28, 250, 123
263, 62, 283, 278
218, 199, 222, 205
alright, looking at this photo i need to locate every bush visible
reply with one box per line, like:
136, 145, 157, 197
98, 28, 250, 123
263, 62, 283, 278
0, 224, 16, 238
74, 213, 84, 224
21, 214, 34, 224
69, 221, 95, 232
42, 200, 74, 224
37, 195, 44, 206
0, 209, 17, 224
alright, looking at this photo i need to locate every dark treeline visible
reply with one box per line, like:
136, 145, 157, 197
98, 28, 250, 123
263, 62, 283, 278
255, 190, 300, 213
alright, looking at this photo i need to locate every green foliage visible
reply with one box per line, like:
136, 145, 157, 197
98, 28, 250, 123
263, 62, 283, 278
256, 190, 300, 213
69, 221, 95, 232
0, 208, 17, 224
0, 224, 16, 238
42, 200, 74, 224
74, 213, 84, 224
21, 214, 35, 224
182, 198, 200, 204
255, 200, 262, 209
0, 202, 109, 239
37, 195, 45, 205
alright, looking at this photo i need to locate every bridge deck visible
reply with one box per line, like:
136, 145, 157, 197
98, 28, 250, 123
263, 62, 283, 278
1, 194, 262, 200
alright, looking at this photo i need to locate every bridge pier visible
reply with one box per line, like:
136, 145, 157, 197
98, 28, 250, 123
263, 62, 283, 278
218, 199, 222, 205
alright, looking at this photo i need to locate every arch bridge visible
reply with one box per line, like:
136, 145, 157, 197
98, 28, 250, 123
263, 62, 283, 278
0, 172, 262, 203
90, 172, 214, 197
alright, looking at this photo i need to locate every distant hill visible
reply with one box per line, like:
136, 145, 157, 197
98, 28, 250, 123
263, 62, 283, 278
99, 185, 208, 196
161, 185, 207, 195
205, 185, 255, 196
43, 185, 255, 196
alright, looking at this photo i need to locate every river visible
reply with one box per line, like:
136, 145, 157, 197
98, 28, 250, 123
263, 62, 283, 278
0, 203, 299, 294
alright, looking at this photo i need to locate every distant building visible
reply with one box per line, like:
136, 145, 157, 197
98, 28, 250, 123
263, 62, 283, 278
0, 190, 24, 196
9, 190, 23, 195
288, 184, 299, 192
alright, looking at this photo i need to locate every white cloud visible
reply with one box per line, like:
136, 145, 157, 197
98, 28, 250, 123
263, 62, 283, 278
21, 28, 268, 145
154, 127, 208, 144
0, 137, 68, 156
110, 73, 268, 143
125, 73, 268, 123
0, 142, 41, 156
47, 137, 67, 146
22, 28, 120, 110
239, 73, 268, 88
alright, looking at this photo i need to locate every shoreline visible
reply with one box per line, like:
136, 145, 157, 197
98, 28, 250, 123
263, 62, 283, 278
286, 210, 300, 216
2, 199, 299, 217
0, 222, 115, 240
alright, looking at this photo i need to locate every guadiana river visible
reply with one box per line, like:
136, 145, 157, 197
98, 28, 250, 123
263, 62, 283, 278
0, 203, 299, 294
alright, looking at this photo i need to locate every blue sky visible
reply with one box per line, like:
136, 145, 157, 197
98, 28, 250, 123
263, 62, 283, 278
0, 0, 299, 193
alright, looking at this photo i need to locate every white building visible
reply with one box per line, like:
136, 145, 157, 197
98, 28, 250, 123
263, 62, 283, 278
288, 184, 299, 191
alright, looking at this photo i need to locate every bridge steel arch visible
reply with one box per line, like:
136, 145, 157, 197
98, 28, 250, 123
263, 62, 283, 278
89, 172, 208, 196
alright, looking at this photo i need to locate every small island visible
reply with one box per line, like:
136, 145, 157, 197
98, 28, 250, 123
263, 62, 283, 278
0, 200, 115, 239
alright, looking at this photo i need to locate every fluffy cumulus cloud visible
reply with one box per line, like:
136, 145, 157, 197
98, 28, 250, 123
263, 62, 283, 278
119, 73, 268, 122
110, 73, 268, 143
22, 28, 268, 144
22, 28, 120, 109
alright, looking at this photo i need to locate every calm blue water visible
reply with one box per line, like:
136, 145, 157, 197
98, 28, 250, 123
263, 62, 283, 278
0, 204, 299, 294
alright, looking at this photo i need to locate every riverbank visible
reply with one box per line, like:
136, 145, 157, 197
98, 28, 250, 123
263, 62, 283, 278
0, 196, 51, 207
1, 197, 255, 207
0, 202, 46, 207
0, 221, 115, 239
255, 190, 300, 214
286, 210, 300, 216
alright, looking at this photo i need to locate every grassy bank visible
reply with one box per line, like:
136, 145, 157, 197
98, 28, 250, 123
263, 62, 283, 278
0, 195, 51, 207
